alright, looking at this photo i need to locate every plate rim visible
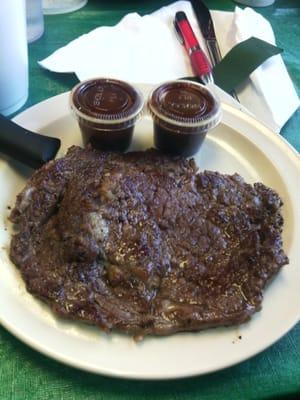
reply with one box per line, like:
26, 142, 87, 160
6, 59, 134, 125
0, 91, 299, 380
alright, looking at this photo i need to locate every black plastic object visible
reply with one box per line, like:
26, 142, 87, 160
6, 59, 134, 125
0, 113, 61, 169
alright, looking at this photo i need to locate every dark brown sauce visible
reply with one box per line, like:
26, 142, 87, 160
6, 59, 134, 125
153, 123, 207, 157
151, 82, 214, 122
72, 79, 138, 119
78, 118, 134, 152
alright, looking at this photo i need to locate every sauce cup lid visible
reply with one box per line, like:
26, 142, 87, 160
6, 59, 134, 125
70, 78, 144, 126
148, 80, 222, 133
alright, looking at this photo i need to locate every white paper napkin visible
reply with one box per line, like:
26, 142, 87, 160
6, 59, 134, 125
39, 1, 299, 133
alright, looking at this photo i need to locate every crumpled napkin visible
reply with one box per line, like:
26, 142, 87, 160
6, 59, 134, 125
39, 1, 299, 133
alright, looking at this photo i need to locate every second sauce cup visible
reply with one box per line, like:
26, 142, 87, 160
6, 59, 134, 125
148, 80, 222, 157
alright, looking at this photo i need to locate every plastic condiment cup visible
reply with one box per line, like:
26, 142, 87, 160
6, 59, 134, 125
70, 78, 144, 152
148, 80, 222, 157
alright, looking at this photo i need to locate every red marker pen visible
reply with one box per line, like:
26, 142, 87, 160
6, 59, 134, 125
174, 11, 213, 85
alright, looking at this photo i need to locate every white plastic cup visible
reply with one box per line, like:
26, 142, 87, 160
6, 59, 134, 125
234, 0, 275, 6
42, 0, 88, 14
26, 0, 44, 43
0, 1, 28, 116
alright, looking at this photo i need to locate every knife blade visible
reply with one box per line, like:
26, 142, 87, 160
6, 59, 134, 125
190, 0, 222, 67
190, 0, 239, 101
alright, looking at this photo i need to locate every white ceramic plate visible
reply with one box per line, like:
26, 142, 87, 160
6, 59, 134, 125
0, 90, 300, 380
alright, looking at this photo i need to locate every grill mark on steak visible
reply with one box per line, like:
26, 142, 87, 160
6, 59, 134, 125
9, 146, 288, 336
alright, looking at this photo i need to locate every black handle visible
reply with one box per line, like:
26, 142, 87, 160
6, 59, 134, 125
0, 114, 61, 169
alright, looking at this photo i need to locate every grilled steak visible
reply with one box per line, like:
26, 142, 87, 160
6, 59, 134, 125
9, 146, 288, 336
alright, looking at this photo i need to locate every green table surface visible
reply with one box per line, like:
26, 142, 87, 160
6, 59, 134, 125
1, 1, 300, 399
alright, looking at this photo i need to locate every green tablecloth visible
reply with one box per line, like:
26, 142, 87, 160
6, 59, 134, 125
1, 1, 299, 398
